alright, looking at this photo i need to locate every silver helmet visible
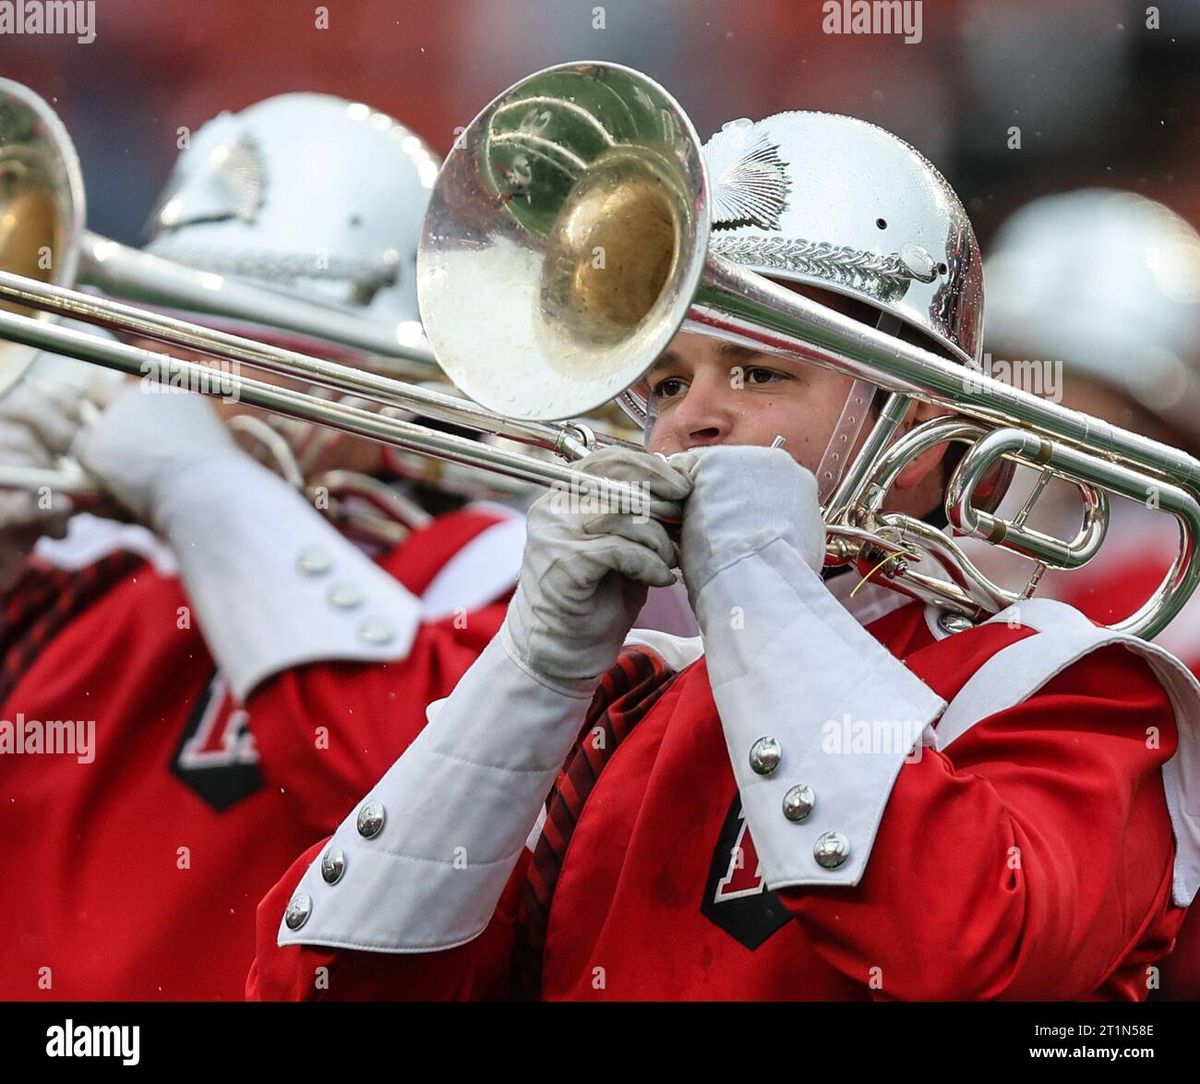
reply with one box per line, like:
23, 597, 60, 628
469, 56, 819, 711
623, 110, 983, 417
704, 111, 982, 363
624, 110, 983, 499
985, 188, 1200, 445
141, 94, 444, 496
145, 93, 441, 331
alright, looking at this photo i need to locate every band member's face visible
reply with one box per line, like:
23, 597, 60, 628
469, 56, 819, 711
642, 333, 858, 476
642, 283, 953, 513
642, 283, 884, 472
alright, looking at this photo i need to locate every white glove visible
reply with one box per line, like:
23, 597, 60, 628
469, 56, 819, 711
668, 444, 826, 609
74, 383, 241, 527
501, 446, 693, 695
0, 382, 87, 591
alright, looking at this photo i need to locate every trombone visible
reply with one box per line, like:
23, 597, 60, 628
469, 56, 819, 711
0, 77, 644, 514
3, 64, 1200, 638
409, 60, 1200, 639
0, 75, 438, 379
0, 285, 663, 515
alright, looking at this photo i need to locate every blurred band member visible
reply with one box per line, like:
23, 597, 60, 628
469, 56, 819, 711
0, 93, 528, 999
984, 189, 1200, 999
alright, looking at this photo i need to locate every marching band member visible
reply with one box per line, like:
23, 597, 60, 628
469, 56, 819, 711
0, 93, 527, 1000
982, 189, 1200, 997
249, 112, 1200, 1001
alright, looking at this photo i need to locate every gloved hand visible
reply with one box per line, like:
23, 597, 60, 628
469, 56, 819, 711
501, 446, 693, 694
668, 444, 826, 610
74, 383, 241, 528
0, 381, 88, 591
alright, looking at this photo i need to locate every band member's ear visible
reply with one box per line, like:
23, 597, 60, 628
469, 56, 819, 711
891, 399, 952, 491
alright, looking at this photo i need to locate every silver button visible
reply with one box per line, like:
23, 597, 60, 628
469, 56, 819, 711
357, 800, 386, 839
297, 545, 332, 576
814, 831, 851, 869
782, 783, 815, 822
284, 892, 312, 930
358, 617, 395, 645
328, 583, 364, 610
937, 610, 974, 635
749, 737, 782, 776
320, 847, 346, 885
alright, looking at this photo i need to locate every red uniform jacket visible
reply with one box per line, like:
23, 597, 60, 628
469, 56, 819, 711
249, 598, 1188, 1001
0, 508, 513, 1000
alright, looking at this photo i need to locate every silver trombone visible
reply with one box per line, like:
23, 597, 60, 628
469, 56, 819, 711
0, 75, 438, 379
0, 77, 641, 512
410, 61, 1200, 639
0, 290, 663, 515
3, 64, 1199, 637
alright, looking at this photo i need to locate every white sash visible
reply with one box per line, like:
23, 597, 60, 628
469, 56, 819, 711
935, 598, 1200, 907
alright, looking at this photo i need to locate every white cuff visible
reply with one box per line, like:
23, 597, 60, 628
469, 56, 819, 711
276, 630, 593, 953
156, 452, 423, 701
694, 538, 945, 889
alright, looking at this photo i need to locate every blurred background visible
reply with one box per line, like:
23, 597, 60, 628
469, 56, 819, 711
2, 0, 1198, 253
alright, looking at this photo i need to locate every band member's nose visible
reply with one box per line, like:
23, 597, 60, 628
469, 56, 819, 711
670, 372, 736, 447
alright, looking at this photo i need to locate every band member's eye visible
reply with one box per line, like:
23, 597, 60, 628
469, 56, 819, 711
743, 366, 790, 386
649, 375, 688, 401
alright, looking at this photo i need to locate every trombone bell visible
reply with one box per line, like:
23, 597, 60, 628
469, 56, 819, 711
418, 62, 708, 421
0, 78, 84, 393
545, 149, 681, 350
